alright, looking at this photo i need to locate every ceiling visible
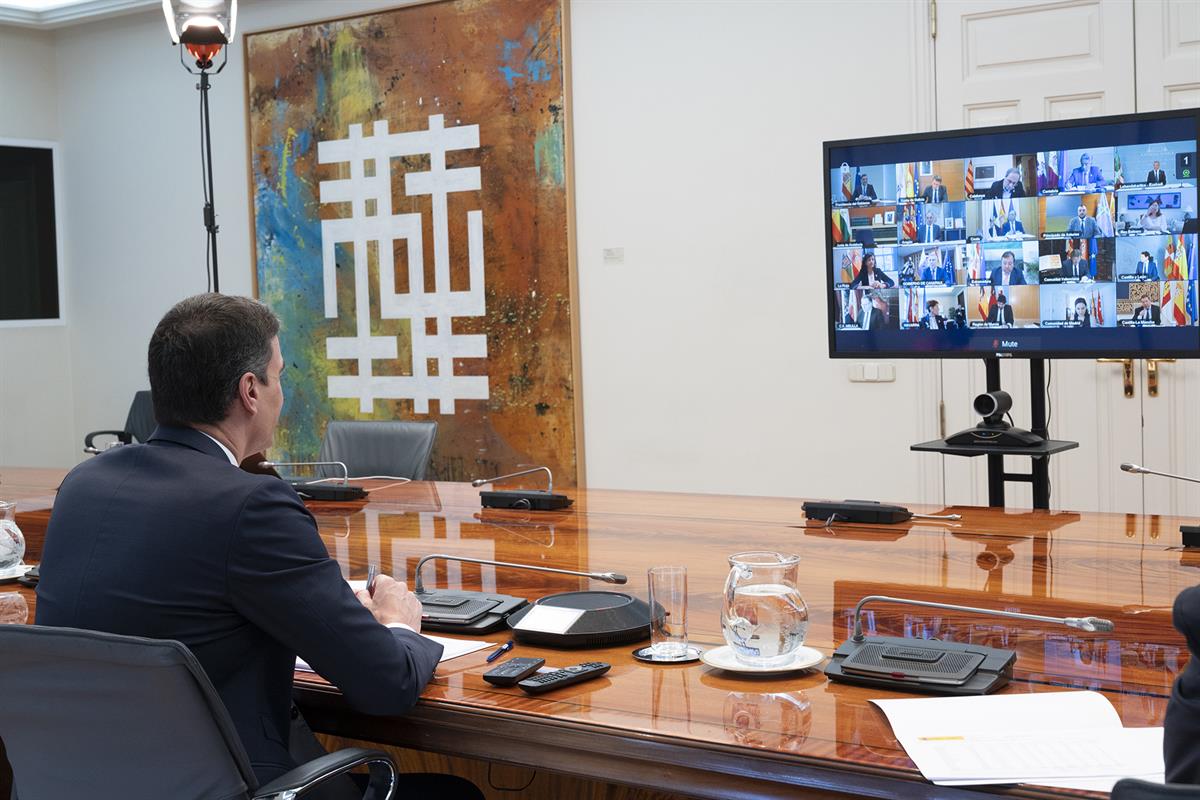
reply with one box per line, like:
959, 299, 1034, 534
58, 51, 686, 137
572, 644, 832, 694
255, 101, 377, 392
0, 0, 158, 28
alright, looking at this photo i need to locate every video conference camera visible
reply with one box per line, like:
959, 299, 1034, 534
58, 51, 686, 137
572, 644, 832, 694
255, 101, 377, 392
944, 390, 1044, 448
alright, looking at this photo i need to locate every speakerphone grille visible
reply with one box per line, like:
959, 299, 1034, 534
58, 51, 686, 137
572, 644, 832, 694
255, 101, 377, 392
843, 643, 984, 680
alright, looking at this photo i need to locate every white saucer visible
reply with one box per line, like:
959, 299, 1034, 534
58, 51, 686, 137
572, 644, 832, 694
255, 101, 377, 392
0, 563, 29, 581
700, 645, 825, 676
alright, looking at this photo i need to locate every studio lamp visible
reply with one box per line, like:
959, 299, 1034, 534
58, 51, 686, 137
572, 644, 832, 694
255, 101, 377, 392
163, 0, 238, 293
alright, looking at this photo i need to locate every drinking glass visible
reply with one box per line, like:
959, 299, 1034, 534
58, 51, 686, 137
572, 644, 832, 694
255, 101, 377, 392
648, 566, 689, 659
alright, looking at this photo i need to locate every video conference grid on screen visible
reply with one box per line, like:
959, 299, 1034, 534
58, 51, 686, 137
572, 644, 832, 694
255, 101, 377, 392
826, 112, 1199, 356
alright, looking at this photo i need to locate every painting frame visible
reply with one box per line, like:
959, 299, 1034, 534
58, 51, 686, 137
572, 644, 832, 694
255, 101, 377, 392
242, 0, 586, 486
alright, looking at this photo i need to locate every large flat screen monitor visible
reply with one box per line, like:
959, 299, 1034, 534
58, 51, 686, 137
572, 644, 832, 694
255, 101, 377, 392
824, 109, 1199, 358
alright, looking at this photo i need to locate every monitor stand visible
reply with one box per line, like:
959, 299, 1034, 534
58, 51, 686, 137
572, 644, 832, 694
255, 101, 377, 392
911, 358, 1079, 510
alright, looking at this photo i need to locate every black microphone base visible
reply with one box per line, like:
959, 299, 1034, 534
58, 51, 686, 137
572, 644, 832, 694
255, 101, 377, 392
480, 490, 573, 511
417, 590, 528, 635
944, 425, 1044, 448
289, 481, 367, 501
825, 635, 1015, 695
1182, 525, 1200, 548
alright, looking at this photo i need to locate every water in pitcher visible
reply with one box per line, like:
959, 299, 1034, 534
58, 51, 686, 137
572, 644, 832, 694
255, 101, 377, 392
725, 583, 809, 667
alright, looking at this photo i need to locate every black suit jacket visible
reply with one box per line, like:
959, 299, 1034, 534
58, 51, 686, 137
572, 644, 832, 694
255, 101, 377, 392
986, 305, 1014, 325
1165, 585, 1200, 782
36, 426, 443, 784
983, 179, 1026, 199
921, 185, 946, 203
1133, 305, 1161, 324
1147, 169, 1167, 185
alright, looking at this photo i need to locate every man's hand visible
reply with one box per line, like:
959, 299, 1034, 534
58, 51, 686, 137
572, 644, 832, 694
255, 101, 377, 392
356, 574, 423, 632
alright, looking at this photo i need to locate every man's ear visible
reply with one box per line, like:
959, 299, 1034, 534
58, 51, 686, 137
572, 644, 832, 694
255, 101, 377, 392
237, 371, 259, 414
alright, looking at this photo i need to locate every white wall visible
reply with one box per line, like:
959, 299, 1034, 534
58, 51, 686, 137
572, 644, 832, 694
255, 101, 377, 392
5, 0, 945, 503
0, 26, 77, 467
571, 0, 941, 498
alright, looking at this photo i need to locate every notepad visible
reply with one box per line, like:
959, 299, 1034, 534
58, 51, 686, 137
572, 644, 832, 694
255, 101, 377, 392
871, 691, 1165, 788
296, 634, 494, 673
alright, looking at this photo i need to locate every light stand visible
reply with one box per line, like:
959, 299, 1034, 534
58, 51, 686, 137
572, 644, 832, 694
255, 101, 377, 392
178, 45, 227, 293
164, 0, 237, 294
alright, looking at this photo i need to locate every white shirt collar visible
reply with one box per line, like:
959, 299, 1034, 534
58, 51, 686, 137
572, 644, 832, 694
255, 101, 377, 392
197, 431, 238, 466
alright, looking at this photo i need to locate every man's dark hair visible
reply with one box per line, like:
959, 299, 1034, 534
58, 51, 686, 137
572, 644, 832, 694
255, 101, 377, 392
148, 293, 280, 427
1001, 251, 1016, 262
926, 299, 939, 310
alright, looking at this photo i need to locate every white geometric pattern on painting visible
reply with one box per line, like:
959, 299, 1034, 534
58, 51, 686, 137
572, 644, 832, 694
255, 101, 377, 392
317, 114, 489, 413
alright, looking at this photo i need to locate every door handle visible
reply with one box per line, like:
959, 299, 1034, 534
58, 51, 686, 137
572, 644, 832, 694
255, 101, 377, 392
1146, 358, 1176, 398
1097, 358, 1134, 398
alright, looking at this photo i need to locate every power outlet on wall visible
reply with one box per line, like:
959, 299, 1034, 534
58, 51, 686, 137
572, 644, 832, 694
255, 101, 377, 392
848, 363, 896, 383
602, 247, 624, 265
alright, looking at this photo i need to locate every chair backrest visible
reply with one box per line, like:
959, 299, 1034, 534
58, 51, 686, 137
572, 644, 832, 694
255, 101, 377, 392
318, 420, 438, 480
0, 625, 256, 800
124, 391, 157, 443
1113, 778, 1200, 799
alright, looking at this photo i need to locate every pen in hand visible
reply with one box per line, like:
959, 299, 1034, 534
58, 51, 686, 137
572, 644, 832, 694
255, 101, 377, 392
486, 639, 515, 663
365, 563, 379, 598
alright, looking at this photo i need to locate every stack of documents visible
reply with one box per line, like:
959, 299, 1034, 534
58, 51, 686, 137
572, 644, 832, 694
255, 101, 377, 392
871, 691, 1164, 792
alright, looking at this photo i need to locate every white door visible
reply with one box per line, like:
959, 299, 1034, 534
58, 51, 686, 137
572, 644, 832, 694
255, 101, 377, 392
1133, 0, 1200, 516
934, 0, 1143, 511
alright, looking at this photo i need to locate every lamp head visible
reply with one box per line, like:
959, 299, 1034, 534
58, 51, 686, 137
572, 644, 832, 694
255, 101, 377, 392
164, 0, 237, 69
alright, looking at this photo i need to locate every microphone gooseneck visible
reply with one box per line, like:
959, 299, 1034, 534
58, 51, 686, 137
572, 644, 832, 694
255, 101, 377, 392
412, 553, 627, 594
471, 466, 554, 494
849, 595, 1114, 643
259, 460, 349, 484
1119, 462, 1200, 484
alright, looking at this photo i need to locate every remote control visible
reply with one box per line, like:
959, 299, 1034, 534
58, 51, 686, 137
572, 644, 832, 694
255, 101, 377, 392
482, 657, 546, 687
518, 662, 611, 694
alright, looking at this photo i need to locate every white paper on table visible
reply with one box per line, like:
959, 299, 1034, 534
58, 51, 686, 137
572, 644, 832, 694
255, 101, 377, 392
870, 692, 1163, 785
1030, 772, 1166, 792
296, 635, 495, 673
510, 604, 584, 634
912, 726, 1164, 784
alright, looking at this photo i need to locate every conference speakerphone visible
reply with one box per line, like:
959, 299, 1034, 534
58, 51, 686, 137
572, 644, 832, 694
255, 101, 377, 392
803, 499, 915, 524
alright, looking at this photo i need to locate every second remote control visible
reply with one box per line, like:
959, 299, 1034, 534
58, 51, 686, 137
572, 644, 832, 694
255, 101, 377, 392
518, 662, 611, 694
482, 657, 545, 687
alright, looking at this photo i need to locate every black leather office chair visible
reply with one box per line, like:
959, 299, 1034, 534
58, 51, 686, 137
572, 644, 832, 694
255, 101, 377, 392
1113, 778, 1200, 798
83, 390, 156, 454
0, 625, 397, 800
318, 420, 438, 480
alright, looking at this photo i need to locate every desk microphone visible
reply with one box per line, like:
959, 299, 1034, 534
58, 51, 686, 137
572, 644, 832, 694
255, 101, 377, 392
1119, 463, 1200, 545
1120, 462, 1200, 484
471, 466, 572, 510
411, 553, 627, 635
826, 594, 1114, 695
413, 553, 626, 594
257, 460, 365, 501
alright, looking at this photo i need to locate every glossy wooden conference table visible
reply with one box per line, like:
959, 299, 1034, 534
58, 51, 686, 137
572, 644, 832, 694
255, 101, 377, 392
3, 468, 1195, 799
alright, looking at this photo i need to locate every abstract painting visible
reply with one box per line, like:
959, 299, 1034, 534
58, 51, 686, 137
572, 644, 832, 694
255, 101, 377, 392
245, 0, 581, 485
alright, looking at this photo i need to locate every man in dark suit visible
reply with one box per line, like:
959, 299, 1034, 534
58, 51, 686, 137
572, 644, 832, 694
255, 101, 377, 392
1134, 250, 1160, 280
35, 294, 480, 798
989, 251, 1026, 286
1147, 160, 1167, 185
1165, 585, 1200, 782
859, 292, 886, 329
917, 208, 944, 243
1132, 294, 1161, 324
1067, 205, 1099, 238
920, 175, 947, 204
1062, 248, 1090, 280
919, 299, 947, 330
1067, 152, 1105, 190
986, 293, 1015, 326
983, 167, 1025, 199
853, 178, 878, 200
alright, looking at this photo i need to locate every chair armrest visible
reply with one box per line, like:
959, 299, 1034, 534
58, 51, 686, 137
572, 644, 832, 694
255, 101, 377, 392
83, 430, 133, 454
253, 747, 396, 800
